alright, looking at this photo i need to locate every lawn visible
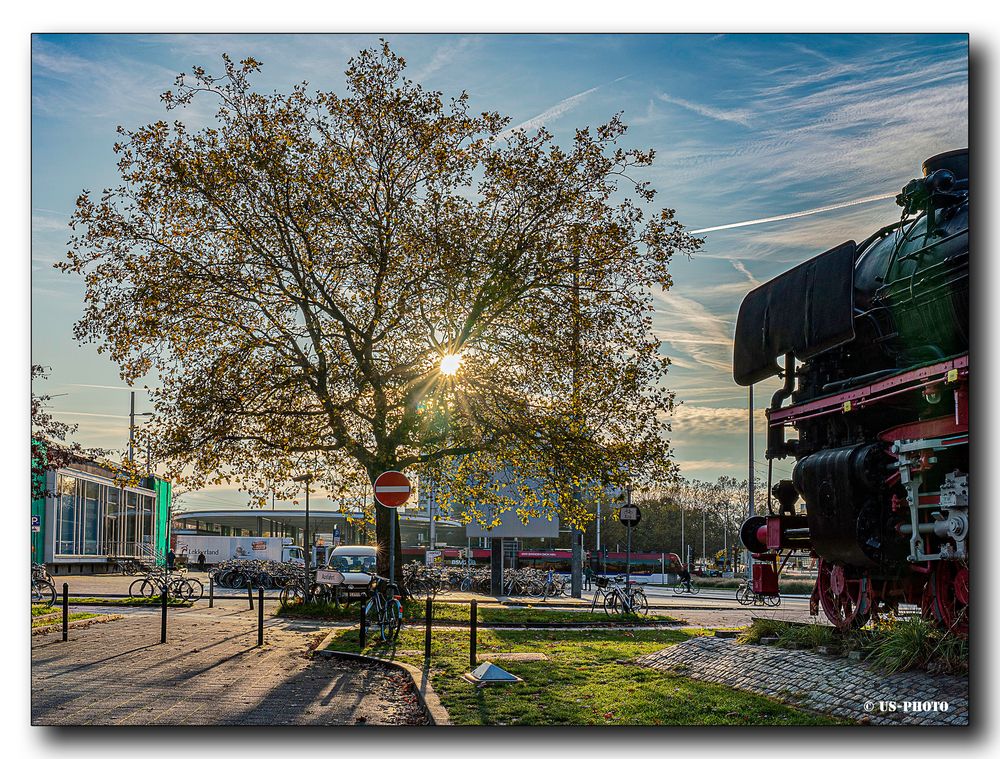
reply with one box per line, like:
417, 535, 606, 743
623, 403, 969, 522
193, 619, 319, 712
278, 599, 683, 626
32, 610, 99, 627
66, 596, 192, 607
324, 626, 849, 726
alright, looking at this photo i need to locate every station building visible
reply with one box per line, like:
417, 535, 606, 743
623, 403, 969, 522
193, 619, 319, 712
32, 446, 173, 575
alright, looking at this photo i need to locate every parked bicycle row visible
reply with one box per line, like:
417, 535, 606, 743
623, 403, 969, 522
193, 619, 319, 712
128, 567, 205, 602
403, 563, 569, 599
208, 559, 304, 590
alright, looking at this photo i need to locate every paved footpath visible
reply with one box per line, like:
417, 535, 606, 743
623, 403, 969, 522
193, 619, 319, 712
637, 636, 968, 726
32, 603, 428, 726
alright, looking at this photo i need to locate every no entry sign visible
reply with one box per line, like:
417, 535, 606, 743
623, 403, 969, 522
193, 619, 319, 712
373, 470, 412, 508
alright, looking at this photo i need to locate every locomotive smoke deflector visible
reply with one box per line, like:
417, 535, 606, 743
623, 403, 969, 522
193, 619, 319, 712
732, 240, 857, 386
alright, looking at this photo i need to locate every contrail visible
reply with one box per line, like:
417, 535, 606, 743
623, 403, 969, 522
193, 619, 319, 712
689, 192, 896, 234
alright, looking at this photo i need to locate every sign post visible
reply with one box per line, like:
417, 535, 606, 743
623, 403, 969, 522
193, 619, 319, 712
618, 491, 641, 592
374, 471, 412, 587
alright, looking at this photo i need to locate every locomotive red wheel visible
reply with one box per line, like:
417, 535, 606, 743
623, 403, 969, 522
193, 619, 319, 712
931, 563, 968, 637
815, 559, 871, 631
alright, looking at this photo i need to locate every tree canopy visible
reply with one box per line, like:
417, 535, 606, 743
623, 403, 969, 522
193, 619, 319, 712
60, 43, 702, 573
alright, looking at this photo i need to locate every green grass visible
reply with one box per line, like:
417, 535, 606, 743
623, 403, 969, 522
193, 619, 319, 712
865, 617, 968, 675
31, 604, 57, 617
324, 626, 848, 725
65, 596, 193, 607
277, 599, 683, 626
32, 611, 99, 628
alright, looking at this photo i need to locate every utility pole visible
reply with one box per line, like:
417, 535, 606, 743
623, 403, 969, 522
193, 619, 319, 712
569, 248, 583, 599
680, 508, 685, 569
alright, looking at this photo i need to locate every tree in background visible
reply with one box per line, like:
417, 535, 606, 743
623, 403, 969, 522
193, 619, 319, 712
60, 44, 701, 581
31, 365, 108, 499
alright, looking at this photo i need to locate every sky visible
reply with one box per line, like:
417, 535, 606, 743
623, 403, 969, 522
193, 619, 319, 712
29, 33, 969, 512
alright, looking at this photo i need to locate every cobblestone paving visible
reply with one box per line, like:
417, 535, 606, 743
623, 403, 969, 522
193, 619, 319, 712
636, 637, 968, 726
32, 604, 428, 726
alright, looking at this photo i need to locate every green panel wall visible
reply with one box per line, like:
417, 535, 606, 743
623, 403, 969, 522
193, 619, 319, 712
30, 440, 47, 562
153, 477, 173, 563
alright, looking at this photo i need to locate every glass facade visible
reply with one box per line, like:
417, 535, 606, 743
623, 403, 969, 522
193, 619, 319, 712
52, 472, 157, 558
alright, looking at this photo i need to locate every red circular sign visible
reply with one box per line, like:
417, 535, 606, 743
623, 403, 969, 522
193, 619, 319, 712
373, 470, 412, 508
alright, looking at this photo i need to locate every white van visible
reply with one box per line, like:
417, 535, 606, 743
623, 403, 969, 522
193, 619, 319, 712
325, 545, 377, 599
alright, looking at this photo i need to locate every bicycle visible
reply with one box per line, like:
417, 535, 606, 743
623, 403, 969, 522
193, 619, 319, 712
671, 579, 701, 595
602, 575, 649, 616
735, 581, 780, 607
364, 575, 403, 642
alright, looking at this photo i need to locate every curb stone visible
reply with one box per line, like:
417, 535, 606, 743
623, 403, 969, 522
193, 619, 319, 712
315, 629, 452, 726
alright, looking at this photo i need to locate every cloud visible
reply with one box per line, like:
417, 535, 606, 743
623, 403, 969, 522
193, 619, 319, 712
671, 405, 767, 434
409, 37, 476, 82
501, 75, 629, 137
689, 192, 897, 234
656, 92, 751, 127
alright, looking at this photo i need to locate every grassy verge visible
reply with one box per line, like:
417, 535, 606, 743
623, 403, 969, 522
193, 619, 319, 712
276, 599, 683, 626
64, 596, 193, 607
324, 626, 847, 725
32, 604, 57, 617
32, 611, 99, 628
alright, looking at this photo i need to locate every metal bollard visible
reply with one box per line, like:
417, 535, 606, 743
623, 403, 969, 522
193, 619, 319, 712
209, 574, 214, 608
257, 587, 264, 646
359, 601, 366, 648
424, 596, 432, 661
470, 599, 477, 668
62, 583, 69, 642
160, 587, 168, 644
247, 583, 253, 610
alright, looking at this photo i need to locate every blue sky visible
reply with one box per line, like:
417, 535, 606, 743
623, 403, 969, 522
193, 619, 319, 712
30, 33, 968, 511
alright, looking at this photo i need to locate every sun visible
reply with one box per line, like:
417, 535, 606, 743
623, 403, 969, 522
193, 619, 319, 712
439, 353, 462, 376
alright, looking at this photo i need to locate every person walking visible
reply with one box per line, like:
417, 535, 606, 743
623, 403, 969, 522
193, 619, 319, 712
166, 549, 176, 571
583, 564, 594, 591
197, 552, 206, 571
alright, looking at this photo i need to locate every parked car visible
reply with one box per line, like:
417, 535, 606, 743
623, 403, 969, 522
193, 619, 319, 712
325, 545, 377, 601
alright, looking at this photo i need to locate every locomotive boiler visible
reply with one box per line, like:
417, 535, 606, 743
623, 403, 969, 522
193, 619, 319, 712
734, 149, 969, 634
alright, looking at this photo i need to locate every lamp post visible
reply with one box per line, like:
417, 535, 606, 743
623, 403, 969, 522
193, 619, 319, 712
128, 390, 153, 465
293, 473, 314, 601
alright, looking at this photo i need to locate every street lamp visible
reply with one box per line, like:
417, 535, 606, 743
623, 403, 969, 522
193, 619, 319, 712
293, 473, 314, 601
128, 390, 154, 465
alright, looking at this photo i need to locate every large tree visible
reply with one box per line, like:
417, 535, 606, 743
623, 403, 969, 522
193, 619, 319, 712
60, 44, 701, 580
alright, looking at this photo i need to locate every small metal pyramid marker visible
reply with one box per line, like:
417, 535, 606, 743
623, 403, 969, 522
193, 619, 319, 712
463, 661, 523, 685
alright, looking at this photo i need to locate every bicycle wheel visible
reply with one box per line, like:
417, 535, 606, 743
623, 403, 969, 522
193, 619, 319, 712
33, 580, 56, 606
603, 591, 620, 616
388, 597, 403, 640
279, 584, 302, 606
630, 589, 649, 616
765, 593, 781, 607
185, 578, 204, 602
735, 583, 751, 606
688, 583, 700, 595
672, 582, 684, 595
129, 578, 148, 598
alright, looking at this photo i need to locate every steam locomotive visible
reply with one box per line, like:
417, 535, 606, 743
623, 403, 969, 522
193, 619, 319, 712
734, 149, 969, 634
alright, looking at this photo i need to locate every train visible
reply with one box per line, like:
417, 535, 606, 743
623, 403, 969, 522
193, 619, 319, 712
734, 149, 969, 634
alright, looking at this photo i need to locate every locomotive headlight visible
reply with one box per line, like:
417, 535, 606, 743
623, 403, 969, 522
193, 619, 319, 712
923, 385, 943, 404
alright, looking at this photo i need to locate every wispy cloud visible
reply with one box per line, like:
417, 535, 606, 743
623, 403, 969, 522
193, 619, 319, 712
690, 192, 896, 234
502, 75, 629, 137
657, 93, 751, 127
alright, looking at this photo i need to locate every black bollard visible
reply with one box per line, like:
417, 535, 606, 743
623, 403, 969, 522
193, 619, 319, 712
209, 574, 214, 608
160, 587, 167, 644
62, 583, 69, 642
424, 596, 432, 661
258, 587, 264, 646
359, 601, 366, 648
248, 583, 254, 610
470, 599, 477, 669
